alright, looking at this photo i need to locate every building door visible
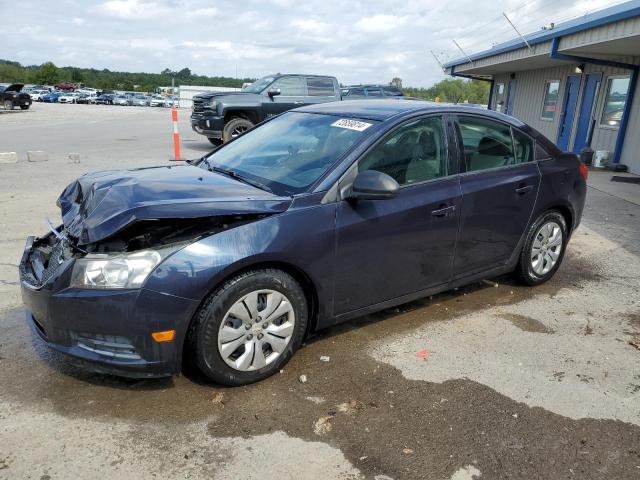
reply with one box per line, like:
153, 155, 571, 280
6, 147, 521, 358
505, 79, 517, 115
572, 73, 602, 153
556, 75, 582, 151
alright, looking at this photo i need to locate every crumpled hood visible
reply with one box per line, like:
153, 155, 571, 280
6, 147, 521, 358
57, 164, 292, 245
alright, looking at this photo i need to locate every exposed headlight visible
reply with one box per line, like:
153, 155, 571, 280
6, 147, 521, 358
71, 249, 163, 289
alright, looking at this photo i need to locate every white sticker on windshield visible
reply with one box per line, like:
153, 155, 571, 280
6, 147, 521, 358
331, 118, 373, 132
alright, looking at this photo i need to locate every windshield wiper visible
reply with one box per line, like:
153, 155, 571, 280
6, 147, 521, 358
207, 163, 273, 194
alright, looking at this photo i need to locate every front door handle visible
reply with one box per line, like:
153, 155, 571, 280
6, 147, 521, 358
431, 205, 456, 217
515, 184, 534, 194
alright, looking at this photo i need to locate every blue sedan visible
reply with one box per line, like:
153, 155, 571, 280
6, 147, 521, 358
19, 100, 587, 385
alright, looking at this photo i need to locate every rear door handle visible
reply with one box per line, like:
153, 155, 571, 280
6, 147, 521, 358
431, 205, 456, 217
515, 184, 534, 194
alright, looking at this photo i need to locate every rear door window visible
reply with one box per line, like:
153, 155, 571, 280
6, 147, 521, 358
456, 116, 515, 172
512, 129, 534, 164
306, 77, 335, 96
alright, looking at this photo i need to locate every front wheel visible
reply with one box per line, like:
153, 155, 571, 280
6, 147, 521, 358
514, 210, 568, 285
222, 117, 254, 143
3, 100, 13, 110
187, 269, 308, 386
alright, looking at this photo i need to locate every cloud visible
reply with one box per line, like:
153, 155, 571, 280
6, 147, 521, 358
354, 14, 409, 33
0, 0, 617, 87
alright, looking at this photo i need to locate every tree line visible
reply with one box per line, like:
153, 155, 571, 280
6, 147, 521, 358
0, 60, 253, 92
0, 59, 490, 104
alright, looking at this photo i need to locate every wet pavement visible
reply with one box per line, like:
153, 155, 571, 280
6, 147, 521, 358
1, 105, 640, 479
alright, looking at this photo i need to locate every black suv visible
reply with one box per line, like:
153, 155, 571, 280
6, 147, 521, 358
190, 74, 340, 145
1, 84, 32, 110
341, 84, 404, 99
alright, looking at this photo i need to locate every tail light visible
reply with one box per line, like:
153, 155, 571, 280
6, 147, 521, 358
579, 162, 588, 181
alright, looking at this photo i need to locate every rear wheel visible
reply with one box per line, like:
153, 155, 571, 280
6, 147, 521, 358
187, 269, 308, 386
222, 117, 254, 143
3, 100, 13, 110
514, 210, 568, 285
20, 105, 29, 110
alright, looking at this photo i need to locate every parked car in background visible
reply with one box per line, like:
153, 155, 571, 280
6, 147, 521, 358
165, 95, 179, 107
41, 91, 62, 103
27, 89, 49, 102
98, 89, 115, 96
76, 93, 97, 104
113, 95, 131, 106
58, 92, 80, 104
19, 100, 587, 385
96, 93, 116, 105
191, 73, 341, 145
149, 95, 166, 107
1, 84, 32, 110
341, 84, 404, 99
131, 95, 149, 107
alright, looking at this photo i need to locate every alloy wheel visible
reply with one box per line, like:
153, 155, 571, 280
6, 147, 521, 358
217, 289, 296, 371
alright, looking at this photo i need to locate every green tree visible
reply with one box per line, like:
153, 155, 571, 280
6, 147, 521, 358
390, 77, 402, 89
34, 62, 59, 85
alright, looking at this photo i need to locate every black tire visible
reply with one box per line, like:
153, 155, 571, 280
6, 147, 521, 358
207, 137, 223, 147
187, 269, 308, 386
222, 117, 254, 143
3, 100, 13, 110
514, 210, 568, 286
20, 105, 29, 110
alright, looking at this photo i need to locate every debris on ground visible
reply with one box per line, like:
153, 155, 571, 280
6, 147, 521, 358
298, 374, 308, 383
402, 448, 414, 455
320, 355, 331, 362
211, 392, 224, 405
630, 336, 640, 350
305, 396, 326, 404
337, 399, 364, 415
481, 279, 499, 287
313, 416, 334, 435
416, 349, 430, 359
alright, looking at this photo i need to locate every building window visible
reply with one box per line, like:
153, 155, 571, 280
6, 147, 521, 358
600, 76, 630, 128
541, 80, 560, 120
495, 83, 505, 112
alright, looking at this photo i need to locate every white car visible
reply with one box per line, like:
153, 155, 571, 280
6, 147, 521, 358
27, 89, 49, 101
149, 95, 166, 107
58, 92, 80, 104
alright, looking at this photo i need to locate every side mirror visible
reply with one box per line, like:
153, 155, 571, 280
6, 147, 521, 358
267, 89, 281, 98
346, 170, 399, 201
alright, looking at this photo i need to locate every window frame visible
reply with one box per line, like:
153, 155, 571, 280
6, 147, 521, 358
353, 113, 453, 190
540, 79, 561, 122
598, 74, 630, 130
452, 113, 536, 176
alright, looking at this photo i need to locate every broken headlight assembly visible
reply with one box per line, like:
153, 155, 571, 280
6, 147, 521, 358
70, 249, 164, 289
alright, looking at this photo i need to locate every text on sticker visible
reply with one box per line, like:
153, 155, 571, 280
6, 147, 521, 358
331, 119, 373, 132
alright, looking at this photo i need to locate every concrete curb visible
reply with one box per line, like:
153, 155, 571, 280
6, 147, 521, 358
0, 152, 18, 164
27, 151, 49, 162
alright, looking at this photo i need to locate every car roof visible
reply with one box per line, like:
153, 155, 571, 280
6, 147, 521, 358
296, 99, 525, 125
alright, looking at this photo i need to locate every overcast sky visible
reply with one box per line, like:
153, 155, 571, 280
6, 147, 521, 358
0, 0, 623, 87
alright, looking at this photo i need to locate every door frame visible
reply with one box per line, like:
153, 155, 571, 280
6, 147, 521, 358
572, 72, 602, 153
556, 74, 582, 151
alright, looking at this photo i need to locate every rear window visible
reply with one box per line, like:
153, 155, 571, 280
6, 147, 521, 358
307, 78, 335, 96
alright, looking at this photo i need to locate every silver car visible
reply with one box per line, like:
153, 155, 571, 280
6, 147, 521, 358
113, 95, 131, 106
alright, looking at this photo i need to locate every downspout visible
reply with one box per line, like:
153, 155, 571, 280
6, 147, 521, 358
450, 65, 495, 110
550, 37, 639, 163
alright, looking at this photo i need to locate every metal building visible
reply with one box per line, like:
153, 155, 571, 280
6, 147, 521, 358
443, 1, 640, 173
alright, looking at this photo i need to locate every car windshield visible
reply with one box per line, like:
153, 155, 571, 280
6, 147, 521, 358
242, 76, 274, 94
201, 112, 377, 196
